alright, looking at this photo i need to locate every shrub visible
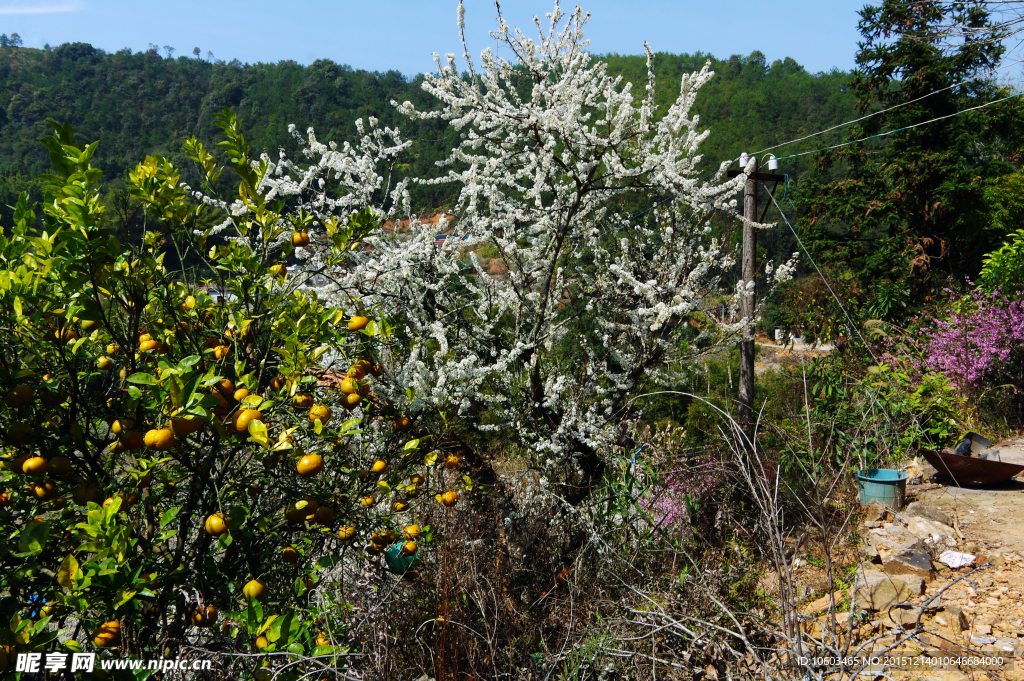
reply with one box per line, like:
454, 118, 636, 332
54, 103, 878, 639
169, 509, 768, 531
0, 117, 432, 677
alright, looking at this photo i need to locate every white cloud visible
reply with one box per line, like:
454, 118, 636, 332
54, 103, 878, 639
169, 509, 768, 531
0, 0, 84, 14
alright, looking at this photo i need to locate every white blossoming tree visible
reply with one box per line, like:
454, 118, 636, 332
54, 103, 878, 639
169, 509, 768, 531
0, 4, 797, 678
250, 2, 795, 505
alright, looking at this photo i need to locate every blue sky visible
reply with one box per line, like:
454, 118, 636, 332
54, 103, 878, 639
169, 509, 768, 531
0, 0, 868, 75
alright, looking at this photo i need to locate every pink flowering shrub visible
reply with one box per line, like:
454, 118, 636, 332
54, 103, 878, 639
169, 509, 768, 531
921, 287, 1024, 393
628, 426, 724, 533
642, 451, 720, 528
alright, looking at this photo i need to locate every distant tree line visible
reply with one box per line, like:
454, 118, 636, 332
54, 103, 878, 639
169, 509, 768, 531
0, 42, 859, 284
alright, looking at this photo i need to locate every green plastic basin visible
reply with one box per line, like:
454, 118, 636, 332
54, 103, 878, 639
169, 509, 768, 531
856, 468, 908, 510
384, 543, 422, 575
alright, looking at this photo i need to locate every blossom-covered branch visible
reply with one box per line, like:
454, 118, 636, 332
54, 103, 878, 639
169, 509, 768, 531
229, 1, 796, 499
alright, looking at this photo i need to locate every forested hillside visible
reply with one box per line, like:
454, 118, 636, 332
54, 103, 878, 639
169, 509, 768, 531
9, 5, 1024, 679
0, 42, 856, 216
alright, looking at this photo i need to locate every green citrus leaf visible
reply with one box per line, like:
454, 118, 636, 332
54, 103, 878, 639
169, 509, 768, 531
57, 554, 79, 589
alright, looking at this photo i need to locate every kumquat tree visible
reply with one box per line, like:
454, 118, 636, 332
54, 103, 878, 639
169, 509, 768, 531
0, 112, 417, 679
0, 3, 800, 680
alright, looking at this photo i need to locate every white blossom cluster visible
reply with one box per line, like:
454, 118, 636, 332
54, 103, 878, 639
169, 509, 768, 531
260, 120, 412, 218
220, 2, 795, 467
187, 116, 412, 257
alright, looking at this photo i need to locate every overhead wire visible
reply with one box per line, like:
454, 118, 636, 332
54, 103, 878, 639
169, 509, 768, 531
751, 57, 1024, 156
764, 186, 870, 358
773, 88, 1024, 160
762, 183, 929, 456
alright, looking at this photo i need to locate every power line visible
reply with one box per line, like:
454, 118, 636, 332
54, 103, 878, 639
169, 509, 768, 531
763, 183, 928, 456
764, 186, 867, 353
775, 88, 1024, 161
751, 58, 1024, 157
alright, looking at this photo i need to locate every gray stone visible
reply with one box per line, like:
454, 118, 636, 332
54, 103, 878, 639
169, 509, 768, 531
886, 606, 924, 629
861, 501, 889, 523
883, 549, 936, 581
904, 501, 951, 527
942, 604, 969, 631
852, 568, 925, 611
993, 638, 1022, 655
907, 517, 958, 549
866, 525, 933, 560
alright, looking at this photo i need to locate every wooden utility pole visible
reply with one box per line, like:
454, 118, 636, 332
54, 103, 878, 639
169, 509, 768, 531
726, 162, 783, 444
738, 158, 757, 433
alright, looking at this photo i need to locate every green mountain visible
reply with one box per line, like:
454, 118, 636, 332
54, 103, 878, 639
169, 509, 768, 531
0, 43, 856, 204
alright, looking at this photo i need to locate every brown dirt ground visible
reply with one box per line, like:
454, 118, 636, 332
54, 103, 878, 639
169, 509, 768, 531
780, 470, 1024, 681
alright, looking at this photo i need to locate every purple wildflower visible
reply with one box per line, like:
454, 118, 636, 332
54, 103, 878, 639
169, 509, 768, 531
921, 288, 1024, 392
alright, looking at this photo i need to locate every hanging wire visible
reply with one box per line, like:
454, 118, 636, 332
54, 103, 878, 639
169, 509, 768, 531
763, 182, 930, 450
774, 88, 1024, 161
751, 57, 1024, 156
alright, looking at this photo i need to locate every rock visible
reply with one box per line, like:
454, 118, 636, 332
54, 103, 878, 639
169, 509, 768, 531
883, 548, 936, 581
886, 606, 924, 629
977, 551, 1006, 568
901, 573, 925, 597
942, 604, 969, 631
907, 517, 958, 549
803, 617, 824, 639
975, 613, 999, 627
852, 568, 924, 611
994, 638, 1022, 655
971, 634, 997, 646
867, 524, 931, 561
860, 501, 889, 523
904, 501, 951, 526
920, 461, 939, 481
800, 591, 845, 615
976, 624, 993, 635
938, 550, 976, 569
921, 633, 961, 655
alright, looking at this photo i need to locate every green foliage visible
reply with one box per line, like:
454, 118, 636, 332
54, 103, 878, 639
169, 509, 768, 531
603, 51, 857, 180
979, 171, 1024, 292
0, 44, 859, 224
0, 120, 435, 675
793, 0, 1024, 337
979, 227, 1024, 293
802, 352, 963, 472
0, 45, 460, 209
